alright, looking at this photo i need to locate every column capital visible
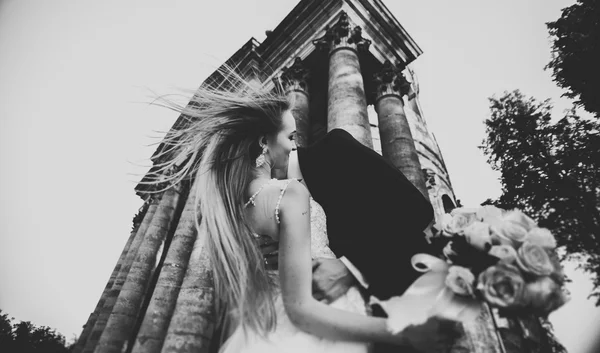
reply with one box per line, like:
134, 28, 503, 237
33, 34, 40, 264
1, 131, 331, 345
162, 166, 187, 196
422, 168, 440, 193
142, 165, 181, 202
312, 12, 371, 54
149, 191, 163, 204
279, 57, 310, 95
373, 60, 411, 103
132, 202, 148, 229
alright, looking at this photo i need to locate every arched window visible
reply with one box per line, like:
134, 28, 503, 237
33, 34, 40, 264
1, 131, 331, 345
441, 194, 456, 213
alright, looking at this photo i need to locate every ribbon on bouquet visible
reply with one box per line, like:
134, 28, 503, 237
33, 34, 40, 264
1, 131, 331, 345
372, 254, 482, 334
411, 253, 448, 272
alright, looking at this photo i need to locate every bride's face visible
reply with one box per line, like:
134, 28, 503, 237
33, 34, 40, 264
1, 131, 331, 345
266, 110, 296, 170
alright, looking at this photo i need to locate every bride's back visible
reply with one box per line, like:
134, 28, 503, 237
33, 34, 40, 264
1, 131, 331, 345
244, 178, 295, 241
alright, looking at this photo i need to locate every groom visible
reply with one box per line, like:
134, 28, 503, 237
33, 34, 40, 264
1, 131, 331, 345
297, 128, 433, 300
296, 128, 455, 352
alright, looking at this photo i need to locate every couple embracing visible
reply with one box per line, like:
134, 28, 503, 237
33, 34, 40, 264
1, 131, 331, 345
156, 80, 458, 352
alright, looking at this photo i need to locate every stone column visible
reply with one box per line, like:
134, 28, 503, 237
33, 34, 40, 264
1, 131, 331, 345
373, 60, 429, 199
130, 177, 199, 353
73, 211, 143, 353
313, 11, 373, 148
82, 194, 161, 353
161, 214, 215, 353
95, 182, 183, 353
280, 57, 310, 148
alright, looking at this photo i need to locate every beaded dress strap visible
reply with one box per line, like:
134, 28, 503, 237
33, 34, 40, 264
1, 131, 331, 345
244, 178, 276, 208
275, 179, 294, 224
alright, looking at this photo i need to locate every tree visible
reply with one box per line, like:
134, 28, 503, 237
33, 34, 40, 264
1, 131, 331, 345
546, 0, 600, 117
481, 90, 600, 305
540, 318, 568, 353
0, 309, 73, 353
0, 311, 15, 349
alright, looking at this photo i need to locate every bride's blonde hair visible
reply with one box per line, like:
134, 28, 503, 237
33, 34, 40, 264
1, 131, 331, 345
144, 73, 290, 336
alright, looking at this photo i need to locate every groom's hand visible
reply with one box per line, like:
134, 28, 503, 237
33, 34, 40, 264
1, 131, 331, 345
312, 258, 357, 303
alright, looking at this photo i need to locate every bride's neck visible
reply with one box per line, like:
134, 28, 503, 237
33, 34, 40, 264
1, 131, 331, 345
253, 164, 273, 181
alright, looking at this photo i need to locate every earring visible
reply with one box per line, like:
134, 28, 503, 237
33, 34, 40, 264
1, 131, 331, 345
255, 144, 268, 168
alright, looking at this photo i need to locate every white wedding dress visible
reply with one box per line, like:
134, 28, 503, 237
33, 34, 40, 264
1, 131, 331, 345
219, 193, 370, 353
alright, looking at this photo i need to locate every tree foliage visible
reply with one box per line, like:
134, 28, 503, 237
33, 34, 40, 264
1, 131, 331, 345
546, 0, 600, 116
540, 318, 569, 353
0, 309, 74, 353
481, 90, 600, 305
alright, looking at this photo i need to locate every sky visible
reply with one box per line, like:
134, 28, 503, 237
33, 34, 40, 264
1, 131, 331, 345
0, 0, 598, 352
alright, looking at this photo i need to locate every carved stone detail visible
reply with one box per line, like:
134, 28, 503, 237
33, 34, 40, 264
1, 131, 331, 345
132, 201, 149, 230
422, 168, 438, 190
312, 12, 371, 54
373, 60, 412, 102
155, 165, 181, 191
148, 192, 162, 205
279, 57, 310, 95
348, 26, 371, 52
141, 165, 180, 203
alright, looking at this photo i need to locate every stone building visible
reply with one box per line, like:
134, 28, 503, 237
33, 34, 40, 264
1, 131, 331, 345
73, 1, 557, 353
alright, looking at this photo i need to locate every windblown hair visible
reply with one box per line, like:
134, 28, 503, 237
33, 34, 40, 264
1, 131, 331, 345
143, 74, 290, 336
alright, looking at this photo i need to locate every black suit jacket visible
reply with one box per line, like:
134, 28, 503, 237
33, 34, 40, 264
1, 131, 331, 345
297, 128, 434, 300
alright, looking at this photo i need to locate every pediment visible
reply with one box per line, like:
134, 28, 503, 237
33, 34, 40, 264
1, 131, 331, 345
204, 0, 422, 87
260, 0, 422, 77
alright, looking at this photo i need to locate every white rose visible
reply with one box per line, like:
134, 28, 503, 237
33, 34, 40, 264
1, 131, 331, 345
443, 212, 478, 236
490, 221, 528, 248
502, 210, 537, 232
476, 263, 526, 308
489, 245, 518, 261
515, 241, 555, 276
526, 227, 557, 249
445, 266, 476, 296
462, 221, 493, 251
476, 205, 505, 227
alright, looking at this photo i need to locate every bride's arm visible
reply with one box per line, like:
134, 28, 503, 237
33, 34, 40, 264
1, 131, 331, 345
278, 180, 401, 344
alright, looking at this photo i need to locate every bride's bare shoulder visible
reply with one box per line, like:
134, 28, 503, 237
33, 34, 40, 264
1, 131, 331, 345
257, 179, 308, 211
277, 179, 310, 217
280, 179, 309, 198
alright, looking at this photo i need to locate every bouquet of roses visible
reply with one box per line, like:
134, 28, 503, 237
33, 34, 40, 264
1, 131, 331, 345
377, 206, 569, 334
435, 205, 568, 315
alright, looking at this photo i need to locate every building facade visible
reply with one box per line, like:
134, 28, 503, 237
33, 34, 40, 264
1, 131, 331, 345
73, 1, 555, 353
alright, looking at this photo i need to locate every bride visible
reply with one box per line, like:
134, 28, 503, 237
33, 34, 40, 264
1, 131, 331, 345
155, 80, 449, 353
